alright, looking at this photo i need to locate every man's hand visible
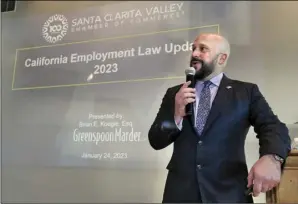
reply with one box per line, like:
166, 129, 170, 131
174, 81, 196, 123
247, 155, 281, 197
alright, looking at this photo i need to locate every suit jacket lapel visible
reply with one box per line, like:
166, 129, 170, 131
201, 74, 233, 136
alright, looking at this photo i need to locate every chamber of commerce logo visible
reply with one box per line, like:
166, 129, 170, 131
42, 14, 68, 44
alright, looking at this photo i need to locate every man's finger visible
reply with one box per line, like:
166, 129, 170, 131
253, 180, 262, 197
268, 178, 279, 191
182, 81, 191, 88
183, 93, 196, 98
182, 87, 196, 93
183, 98, 195, 105
261, 183, 270, 193
268, 182, 276, 191
269, 181, 277, 190
247, 170, 254, 187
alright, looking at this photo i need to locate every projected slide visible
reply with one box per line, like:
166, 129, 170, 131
6, 1, 225, 169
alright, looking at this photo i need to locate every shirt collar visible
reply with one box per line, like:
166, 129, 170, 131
209, 72, 223, 87
196, 72, 224, 87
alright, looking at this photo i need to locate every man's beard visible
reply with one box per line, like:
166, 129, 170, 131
190, 57, 216, 80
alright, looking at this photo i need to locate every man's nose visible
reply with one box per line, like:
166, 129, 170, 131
192, 49, 200, 57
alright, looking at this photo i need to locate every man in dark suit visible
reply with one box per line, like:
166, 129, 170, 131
148, 33, 291, 203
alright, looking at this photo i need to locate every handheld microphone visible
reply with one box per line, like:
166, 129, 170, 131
185, 67, 196, 116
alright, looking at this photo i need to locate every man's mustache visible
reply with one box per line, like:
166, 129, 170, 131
190, 57, 204, 64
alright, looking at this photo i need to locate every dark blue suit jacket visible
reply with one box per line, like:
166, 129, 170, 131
148, 75, 291, 203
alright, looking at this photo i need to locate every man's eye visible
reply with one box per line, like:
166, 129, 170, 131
201, 47, 207, 52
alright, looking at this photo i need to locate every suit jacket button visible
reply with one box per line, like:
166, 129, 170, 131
198, 141, 203, 145
197, 164, 202, 169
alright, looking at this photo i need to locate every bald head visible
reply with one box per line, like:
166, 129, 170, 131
194, 33, 230, 62
190, 33, 230, 80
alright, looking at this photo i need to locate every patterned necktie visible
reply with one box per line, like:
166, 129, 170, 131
196, 81, 212, 135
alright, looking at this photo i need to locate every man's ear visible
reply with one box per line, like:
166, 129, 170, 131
218, 54, 227, 65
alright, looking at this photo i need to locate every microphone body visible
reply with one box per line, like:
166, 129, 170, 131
185, 67, 196, 116
159, 68, 195, 132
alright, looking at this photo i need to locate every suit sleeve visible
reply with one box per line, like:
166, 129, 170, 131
148, 88, 181, 150
249, 84, 291, 160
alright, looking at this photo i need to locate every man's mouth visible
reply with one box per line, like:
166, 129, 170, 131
192, 60, 199, 65
191, 60, 202, 69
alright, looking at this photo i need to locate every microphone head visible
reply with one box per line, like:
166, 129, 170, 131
185, 67, 196, 76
